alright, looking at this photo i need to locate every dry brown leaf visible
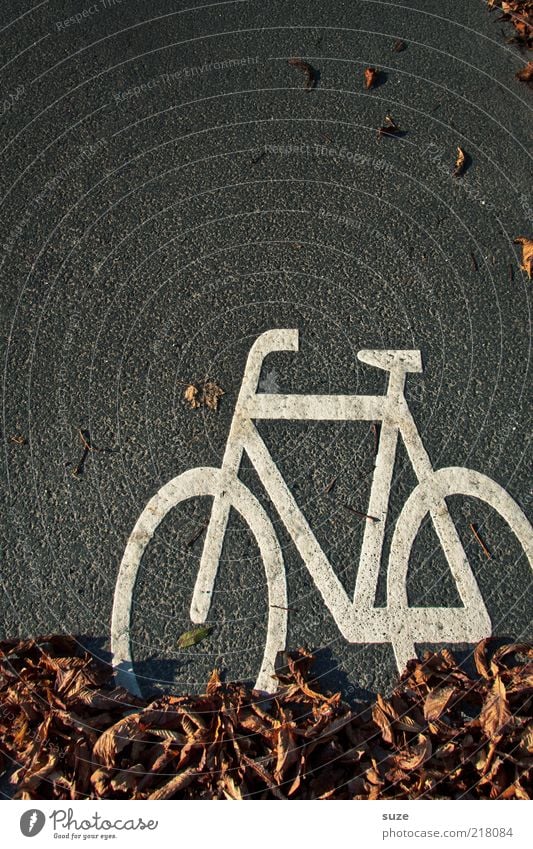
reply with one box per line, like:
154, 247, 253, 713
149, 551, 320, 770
9, 434, 27, 445
364, 67, 378, 89
206, 667, 222, 694
183, 384, 200, 408
514, 237, 533, 278
453, 146, 466, 177
148, 767, 198, 799
221, 773, 242, 799
491, 641, 533, 666
474, 638, 492, 679
423, 686, 456, 721
2, 637, 533, 800
516, 61, 533, 84
110, 763, 145, 794
518, 725, 533, 755
203, 381, 224, 410
184, 380, 224, 411
372, 694, 395, 744
93, 713, 145, 766
377, 115, 402, 140
395, 734, 432, 771
512, 781, 530, 800
479, 676, 511, 738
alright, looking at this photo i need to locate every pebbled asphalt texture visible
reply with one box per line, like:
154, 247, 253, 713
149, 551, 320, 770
0, 0, 532, 707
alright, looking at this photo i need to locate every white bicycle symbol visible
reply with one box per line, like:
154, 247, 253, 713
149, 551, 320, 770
112, 330, 533, 694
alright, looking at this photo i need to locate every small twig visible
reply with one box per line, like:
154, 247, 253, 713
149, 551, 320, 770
470, 252, 478, 272
288, 57, 317, 90
343, 504, 380, 523
469, 523, 491, 560
186, 522, 209, 547
78, 429, 94, 451
9, 434, 26, 445
323, 476, 337, 494
70, 429, 99, 478
270, 604, 298, 612
371, 422, 380, 455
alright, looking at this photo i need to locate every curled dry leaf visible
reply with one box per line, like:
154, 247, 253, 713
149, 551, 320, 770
513, 237, 533, 278
377, 115, 402, 139
516, 61, 533, 84
453, 146, 466, 177
203, 381, 224, 411
423, 686, 456, 721
474, 638, 492, 679
487, 1, 533, 49
183, 384, 200, 409
93, 714, 145, 766
364, 67, 378, 89
371, 693, 396, 744
148, 767, 199, 799
394, 734, 432, 771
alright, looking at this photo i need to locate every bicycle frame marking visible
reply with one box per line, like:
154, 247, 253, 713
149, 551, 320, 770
189, 329, 491, 667
112, 329, 533, 692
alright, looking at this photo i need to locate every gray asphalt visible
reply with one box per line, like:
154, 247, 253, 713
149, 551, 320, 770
0, 0, 532, 709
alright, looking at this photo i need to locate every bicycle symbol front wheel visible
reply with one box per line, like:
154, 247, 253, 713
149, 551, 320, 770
111, 467, 288, 695
388, 467, 533, 671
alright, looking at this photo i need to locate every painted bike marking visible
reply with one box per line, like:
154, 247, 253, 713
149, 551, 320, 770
112, 329, 533, 694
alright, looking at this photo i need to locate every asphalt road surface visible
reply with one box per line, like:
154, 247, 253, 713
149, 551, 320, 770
0, 0, 532, 706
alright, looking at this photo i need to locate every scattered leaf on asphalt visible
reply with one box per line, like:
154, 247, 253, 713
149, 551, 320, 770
184, 380, 224, 411
377, 115, 402, 139
184, 384, 200, 408
514, 236, 533, 278
516, 61, 533, 84
177, 625, 213, 649
364, 67, 378, 89
392, 39, 407, 52
487, 1, 533, 49
453, 146, 467, 177
202, 381, 224, 410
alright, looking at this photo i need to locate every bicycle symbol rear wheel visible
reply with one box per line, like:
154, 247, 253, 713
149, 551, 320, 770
111, 467, 288, 695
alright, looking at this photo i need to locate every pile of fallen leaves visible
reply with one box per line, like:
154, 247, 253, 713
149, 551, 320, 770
0, 636, 531, 800
487, 1, 533, 82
